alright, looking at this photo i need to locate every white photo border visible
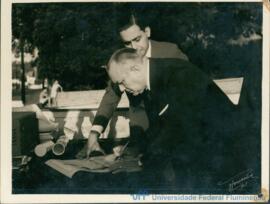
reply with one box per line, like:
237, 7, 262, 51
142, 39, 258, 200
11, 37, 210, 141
1, 0, 269, 203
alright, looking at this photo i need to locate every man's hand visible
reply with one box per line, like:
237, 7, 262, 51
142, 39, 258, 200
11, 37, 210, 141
86, 131, 105, 158
76, 131, 105, 159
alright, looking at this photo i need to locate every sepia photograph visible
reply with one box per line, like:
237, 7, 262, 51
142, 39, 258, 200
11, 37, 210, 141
1, 0, 269, 203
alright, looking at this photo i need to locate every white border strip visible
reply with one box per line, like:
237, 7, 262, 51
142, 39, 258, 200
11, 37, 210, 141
1, 194, 269, 203
9, 0, 263, 3
1, 0, 12, 202
1, 0, 269, 203
261, 2, 270, 199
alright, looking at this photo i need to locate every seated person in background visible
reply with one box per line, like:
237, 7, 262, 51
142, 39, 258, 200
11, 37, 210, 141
13, 104, 58, 133
50, 79, 63, 107
77, 12, 189, 158
39, 88, 50, 108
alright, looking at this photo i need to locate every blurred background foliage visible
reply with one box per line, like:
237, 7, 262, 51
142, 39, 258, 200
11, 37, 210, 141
12, 2, 262, 91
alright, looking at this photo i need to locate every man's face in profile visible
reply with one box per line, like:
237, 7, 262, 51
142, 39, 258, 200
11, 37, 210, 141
108, 59, 147, 96
120, 24, 150, 57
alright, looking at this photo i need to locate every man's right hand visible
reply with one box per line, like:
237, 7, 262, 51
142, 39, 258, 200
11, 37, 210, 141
76, 131, 105, 159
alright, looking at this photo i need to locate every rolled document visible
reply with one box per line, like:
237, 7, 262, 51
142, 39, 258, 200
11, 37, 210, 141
34, 140, 55, 157
39, 132, 54, 143
52, 135, 69, 156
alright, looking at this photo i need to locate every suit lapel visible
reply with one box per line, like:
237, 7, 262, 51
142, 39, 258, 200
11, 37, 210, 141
150, 40, 155, 57
149, 59, 171, 118
150, 40, 159, 58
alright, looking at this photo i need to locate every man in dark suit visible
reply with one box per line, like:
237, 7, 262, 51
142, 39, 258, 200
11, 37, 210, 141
78, 14, 188, 157
106, 48, 243, 191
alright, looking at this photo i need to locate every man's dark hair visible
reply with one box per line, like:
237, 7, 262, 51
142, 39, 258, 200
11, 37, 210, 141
116, 11, 147, 32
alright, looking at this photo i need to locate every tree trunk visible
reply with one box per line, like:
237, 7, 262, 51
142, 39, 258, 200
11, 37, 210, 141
20, 32, 26, 104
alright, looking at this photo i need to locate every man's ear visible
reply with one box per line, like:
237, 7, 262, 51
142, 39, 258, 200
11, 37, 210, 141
130, 64, 140, 71
144, 27, 151, 38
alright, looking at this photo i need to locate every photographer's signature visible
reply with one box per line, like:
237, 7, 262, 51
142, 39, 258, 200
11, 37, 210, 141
218, 169, 257, 192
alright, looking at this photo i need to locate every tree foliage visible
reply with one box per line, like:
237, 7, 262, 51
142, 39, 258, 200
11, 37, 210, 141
12, 4, 37, 54
12, 2, 262, 91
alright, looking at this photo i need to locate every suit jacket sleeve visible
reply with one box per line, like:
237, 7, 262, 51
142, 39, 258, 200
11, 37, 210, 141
92, 81, 123, 130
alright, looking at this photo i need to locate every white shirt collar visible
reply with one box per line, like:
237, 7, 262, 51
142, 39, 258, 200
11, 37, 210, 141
146, 58, 150, 90
145, 41, 151, 90
145, 40, 151, 58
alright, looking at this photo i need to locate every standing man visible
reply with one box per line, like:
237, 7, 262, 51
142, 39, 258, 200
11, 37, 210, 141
77, 13, 188, 157
106, 48, 242, 190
